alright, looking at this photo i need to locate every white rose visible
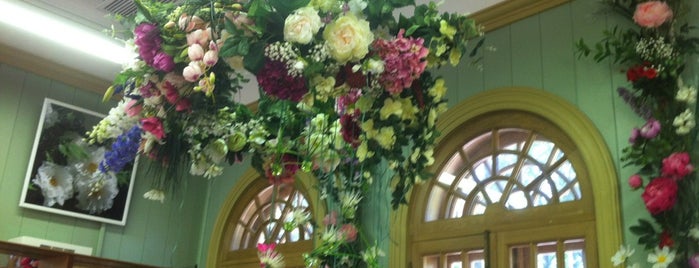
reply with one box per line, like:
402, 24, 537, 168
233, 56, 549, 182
323, 14, 374, 63
284, 7, 322, 44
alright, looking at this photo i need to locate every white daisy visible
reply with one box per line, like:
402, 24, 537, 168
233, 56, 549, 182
647, 246, 675, 268
611, 245, 634, 266
32, 161, 74, 207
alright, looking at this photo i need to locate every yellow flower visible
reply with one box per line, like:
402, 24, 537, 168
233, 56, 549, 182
357, 140, 374, 162
399, 97, 417, 122
428, 78, 447, 100
323, 14, 374, 63
449, 47, 462, 66
375, 127, 396, 149
440, 20, 456, 40
380, 98, 403, 120
310, 75, 337, 102
361, 119, 378, 139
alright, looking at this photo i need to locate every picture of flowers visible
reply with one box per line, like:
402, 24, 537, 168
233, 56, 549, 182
19, 98, 137, 226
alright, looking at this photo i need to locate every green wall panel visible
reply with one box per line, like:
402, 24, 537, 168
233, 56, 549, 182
0, 64, 206, 267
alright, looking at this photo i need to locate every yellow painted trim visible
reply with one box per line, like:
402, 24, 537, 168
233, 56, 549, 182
206, 169, 324, 268
391, 87, 622, 268
471, 0, 571, 32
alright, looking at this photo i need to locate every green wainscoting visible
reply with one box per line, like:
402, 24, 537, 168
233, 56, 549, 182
0, 64, 207, 267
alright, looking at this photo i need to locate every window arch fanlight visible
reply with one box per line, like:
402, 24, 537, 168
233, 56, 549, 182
208, 169, 324, 268
389, 87, 622, 268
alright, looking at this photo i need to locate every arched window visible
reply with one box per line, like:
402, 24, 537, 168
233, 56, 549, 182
208, 170, 322, 268
390, 88, 622, 267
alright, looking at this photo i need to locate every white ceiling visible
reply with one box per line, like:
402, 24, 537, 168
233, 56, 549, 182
0, 0, 502, 102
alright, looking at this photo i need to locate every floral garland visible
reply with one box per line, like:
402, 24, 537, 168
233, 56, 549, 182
81, 0, 482, 266
577, 0, 699, 267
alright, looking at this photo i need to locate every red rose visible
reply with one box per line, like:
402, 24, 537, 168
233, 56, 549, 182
659, 230, 674, 248
641, 177, 678, 215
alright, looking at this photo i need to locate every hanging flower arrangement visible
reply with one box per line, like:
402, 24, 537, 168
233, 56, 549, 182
577, 0, 699, 266
85, 0, 483, 266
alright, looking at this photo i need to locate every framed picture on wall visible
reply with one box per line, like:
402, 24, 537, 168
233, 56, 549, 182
19, 98, 138, 226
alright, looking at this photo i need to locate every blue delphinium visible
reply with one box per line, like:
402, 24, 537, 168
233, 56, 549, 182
100, 125, 142, 173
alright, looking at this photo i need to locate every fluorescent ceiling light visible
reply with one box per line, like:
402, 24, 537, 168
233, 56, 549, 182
0, 0, 133, 65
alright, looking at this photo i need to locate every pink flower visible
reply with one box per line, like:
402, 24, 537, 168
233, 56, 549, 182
662, 152, 693, 179
141, 117, 165, 140
188, 44, 204, 61
629, 127, 641, 144
183, 61, 204, 82
153, 52, 175, 72
628, 174, 643, 189
265, 154, 300, 185
690, 253, 699, 268
340, 223, 358, 242
125, 99, 142, 117
633, 1, 673, 28
641, 177, 677, 215
257, 243, 276, 253
186, 28, 211, 47
373, 29, 428, 95
323, 211, 338, 226
639, 118, 661, 139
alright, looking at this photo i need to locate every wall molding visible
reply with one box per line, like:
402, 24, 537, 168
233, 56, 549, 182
471, 0, 571, 32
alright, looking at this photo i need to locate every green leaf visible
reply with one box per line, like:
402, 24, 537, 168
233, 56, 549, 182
243, 42, 265, 73
268, 0, 310, 17
405, 25, 420, 36
133, 0, 155, 22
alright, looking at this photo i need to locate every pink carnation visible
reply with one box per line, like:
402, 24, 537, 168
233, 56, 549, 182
661, 152, 693, 179
641, 177, 677, 215
141, 117, 165, 140
125, 99, 142, 117
340, 109, 361, 148
633, 1, 673, 28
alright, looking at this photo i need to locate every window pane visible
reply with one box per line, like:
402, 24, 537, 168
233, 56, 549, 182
564, 239, 586, 268
423, 254, 439, 268
510, 245, 530, 268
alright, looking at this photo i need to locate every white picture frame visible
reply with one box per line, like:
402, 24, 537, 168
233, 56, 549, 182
19, 98, 137, 226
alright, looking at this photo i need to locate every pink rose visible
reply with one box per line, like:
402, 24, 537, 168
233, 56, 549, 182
633, 1, 673, 28
661, 152, 693, 179
628, 174, 643, 189
141, 117, 165, 140
690, 253, 699, 268
340, 223, 358, 242
641, 177, 677, 215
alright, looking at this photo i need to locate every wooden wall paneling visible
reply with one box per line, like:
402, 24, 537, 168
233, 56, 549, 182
141, 194, 172, 265
570, 0, 617, 142
540, 3, 577, 104
510, 15, 544, 89
16, 73, 53, 239
0, 64, 27, 240
458, 39, 486, 99
113, 163, 149, 264
166, 177, 206, 267
482, 26, 513, 90
100, 224, 124, 261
